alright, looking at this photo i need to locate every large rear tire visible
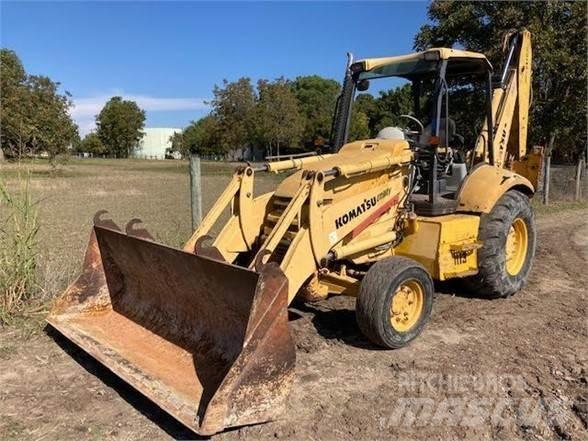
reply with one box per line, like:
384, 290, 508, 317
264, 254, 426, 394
356, 256, 434, 349
465, 190, 536, 298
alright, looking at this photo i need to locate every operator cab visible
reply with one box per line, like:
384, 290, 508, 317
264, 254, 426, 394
331, 48, 494, 216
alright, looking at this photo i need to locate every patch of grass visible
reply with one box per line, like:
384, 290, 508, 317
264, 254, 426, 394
0, 174, 40, 325
27, 168, 88, 178
0, 342, 15, 360
532, 199, 588, 215
0, 161, 94, 179
122, 162, 190, 175
0, 417, 27, 441
4, 313, 45, 338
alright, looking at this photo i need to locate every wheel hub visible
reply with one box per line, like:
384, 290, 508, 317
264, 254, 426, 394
390, 280, 424, 332
505, 217, 528, 276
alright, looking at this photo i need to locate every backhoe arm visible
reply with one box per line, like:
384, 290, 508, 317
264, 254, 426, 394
475, 30, 533, 169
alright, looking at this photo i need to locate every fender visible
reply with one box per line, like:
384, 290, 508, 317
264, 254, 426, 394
457, 164, 534, 213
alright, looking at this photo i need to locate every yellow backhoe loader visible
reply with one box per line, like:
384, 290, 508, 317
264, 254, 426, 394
48, 30, 542, 435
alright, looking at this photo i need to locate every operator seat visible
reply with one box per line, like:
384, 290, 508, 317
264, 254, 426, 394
412, 117, 465, 216
420, 118, 462, 146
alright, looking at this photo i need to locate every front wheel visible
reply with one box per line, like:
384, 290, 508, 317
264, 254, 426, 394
356, 256, 434, 349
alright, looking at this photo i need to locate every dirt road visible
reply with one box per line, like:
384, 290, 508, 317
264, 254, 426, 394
1, 208, 586, 441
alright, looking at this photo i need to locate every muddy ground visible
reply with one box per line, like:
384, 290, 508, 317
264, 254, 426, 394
0, 162, 586, 441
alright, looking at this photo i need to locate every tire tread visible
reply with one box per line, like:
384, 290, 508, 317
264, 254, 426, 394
464, 190, 536, 298
356, 256, 433, 348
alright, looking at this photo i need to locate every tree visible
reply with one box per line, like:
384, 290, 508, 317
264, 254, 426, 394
27, 75, 79, 165
374, 85, 413, 131
210, 78, 256, 153
0, 49, 78, 163
96, 96, 145, 158
182, 115, 222, 157
348, 110, 370, 142
354, 93, 380, 134
0, 49, 29, 160
415, 1, 588, 161
291, 76, 340, 148
79, 133, 106, 156
168, 131, 185, 157
255, 78, 304, 157
352, 85, 413, 138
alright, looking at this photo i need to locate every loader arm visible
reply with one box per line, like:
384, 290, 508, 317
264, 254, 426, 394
184, 140, 411, 303
183, 167, 256, 260
184, 154, 336, 266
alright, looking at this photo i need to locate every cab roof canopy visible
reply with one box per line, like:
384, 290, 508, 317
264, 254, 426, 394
352, 48, 493, 81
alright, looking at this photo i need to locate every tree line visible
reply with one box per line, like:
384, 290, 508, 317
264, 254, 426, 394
168, 76, 414, 159
1, 1, 586, 163
0, 49, 146, 161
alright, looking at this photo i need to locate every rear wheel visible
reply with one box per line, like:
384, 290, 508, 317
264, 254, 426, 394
356, 256, 434, 349
465, 190, 536, 298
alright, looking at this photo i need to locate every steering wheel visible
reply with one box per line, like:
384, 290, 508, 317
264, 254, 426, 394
399, 115, 425, 136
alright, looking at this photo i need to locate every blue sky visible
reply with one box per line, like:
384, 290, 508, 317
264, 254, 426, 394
1, 1, 429, 135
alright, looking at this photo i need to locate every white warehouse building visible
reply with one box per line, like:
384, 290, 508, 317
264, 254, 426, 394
133, 127, 181, 160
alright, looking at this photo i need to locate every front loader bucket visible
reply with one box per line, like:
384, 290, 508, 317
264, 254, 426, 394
47, 213, 295, 436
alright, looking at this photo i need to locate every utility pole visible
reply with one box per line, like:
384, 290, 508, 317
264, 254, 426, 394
575, 158, 584, 201
542, 155, 551, 206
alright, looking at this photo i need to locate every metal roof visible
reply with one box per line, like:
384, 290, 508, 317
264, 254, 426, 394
354, 48, 492, 80
360, 48, 489, 70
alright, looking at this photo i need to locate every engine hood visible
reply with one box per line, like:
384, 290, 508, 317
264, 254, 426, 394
274, 138, 411, 198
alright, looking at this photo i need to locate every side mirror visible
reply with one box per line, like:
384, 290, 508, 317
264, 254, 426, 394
357, 79, 370, 92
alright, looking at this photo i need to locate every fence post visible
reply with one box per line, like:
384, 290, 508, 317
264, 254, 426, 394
189, 155, 202, 231
575, 158, 584, 201
542, 155, 551, 205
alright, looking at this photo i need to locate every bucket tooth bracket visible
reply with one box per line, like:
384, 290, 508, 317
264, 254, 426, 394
93, 210, 121, 231
125, 218, 154, 241
194, 235, 226, 262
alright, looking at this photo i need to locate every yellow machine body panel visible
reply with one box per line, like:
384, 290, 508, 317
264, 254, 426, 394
510, 147, 544, 190
394, 214, 481, 280
457, 164, 534, 213
273, 138, 411, 198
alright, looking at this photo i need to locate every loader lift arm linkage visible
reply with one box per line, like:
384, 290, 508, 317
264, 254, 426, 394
184, 148, 411, 301
48, 29, 541, 436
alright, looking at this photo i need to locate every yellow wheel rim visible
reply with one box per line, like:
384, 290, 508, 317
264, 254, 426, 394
505, 218, 528, 276
390, 279, 424, 332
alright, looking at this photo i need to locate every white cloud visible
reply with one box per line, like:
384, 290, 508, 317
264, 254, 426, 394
71, 92, 210, 136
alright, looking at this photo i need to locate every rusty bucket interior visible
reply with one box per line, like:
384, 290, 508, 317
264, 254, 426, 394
47, 214, 295, 436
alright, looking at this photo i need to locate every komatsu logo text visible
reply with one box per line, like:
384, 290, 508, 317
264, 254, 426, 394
335, 188, 392, 229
